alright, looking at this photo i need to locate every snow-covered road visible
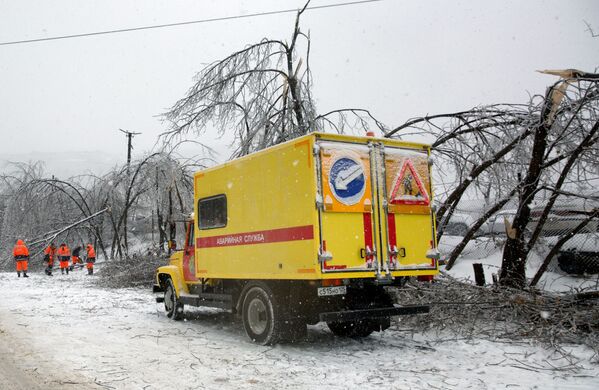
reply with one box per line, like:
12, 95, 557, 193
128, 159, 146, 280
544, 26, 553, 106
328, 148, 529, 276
0, 269, 597, 389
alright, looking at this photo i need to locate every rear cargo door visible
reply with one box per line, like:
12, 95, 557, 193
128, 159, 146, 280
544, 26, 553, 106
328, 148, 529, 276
316, 141, 379, 273
380, 146, 436, 272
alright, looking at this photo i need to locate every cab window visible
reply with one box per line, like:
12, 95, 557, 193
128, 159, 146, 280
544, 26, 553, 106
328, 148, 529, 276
185, 221, 195, 248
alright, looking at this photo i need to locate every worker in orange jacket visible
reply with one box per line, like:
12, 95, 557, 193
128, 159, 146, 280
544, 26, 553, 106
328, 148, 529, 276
43, 243, 57, 276
57, 243, 71, 275
85, 244, 96, 275
13, 239, 29, 278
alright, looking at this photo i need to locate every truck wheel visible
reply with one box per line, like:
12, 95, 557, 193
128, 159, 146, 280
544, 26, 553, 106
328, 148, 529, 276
164, 278, 183, 320
327, 320, 373, 338
242, 284, 282, 345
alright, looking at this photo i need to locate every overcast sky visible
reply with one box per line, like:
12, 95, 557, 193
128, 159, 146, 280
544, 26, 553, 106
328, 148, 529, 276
0, 0, 597, 169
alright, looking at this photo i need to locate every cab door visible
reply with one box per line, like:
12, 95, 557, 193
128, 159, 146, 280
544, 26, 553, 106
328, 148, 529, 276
182, 221, 198, 282
317, 141, 380, 273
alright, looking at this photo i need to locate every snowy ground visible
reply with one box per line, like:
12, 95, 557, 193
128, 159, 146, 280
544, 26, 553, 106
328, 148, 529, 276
1, 267, 598, 389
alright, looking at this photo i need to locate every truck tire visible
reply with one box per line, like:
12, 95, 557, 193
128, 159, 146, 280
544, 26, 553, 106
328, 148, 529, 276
164, 278, 183, 320
327, 320, 373, 338
242, 283, 282, 345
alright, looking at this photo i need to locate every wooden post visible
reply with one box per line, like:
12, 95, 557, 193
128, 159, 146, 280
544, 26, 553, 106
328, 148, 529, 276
473, 263, 485, 286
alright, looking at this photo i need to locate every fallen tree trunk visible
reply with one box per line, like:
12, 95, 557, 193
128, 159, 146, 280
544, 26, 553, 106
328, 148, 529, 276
28, 208, 110, 255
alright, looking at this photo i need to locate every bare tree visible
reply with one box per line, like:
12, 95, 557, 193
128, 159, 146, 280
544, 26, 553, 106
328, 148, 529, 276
387, 104, 533, 242
500, 72, 599, 288
387, 70, 599, 288
161, 1, 386, 157
0, 152, 198, 267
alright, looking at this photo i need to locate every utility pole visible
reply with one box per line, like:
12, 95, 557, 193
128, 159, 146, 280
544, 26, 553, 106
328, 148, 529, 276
119, 129, 142, 170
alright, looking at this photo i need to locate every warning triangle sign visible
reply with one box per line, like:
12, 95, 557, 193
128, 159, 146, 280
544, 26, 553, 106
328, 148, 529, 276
389, 159, 430, 206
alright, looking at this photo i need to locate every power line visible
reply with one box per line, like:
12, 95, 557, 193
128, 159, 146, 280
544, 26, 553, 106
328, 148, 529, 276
0, 0, 383, 47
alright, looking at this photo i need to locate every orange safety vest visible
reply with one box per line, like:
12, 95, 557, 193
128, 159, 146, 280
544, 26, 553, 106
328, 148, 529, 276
57, 245, 71, 260
86, 245, 96, 260
13, 240, 29, 260
44, 245, 56, 260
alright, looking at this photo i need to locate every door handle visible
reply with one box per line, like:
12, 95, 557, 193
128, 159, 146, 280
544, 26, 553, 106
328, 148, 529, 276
360, 247, 376, 260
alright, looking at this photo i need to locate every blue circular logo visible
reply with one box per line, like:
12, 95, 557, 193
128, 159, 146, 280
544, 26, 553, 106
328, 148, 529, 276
329, 157, 366, 205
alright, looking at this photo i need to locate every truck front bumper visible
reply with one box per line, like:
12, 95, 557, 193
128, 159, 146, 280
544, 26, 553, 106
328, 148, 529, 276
319, 304, 429, 323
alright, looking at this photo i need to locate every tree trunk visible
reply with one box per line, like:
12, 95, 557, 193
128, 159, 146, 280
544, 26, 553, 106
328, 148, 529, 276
167, 188, 175, 255
157, 207, 166, 253
499, 82, 562, 288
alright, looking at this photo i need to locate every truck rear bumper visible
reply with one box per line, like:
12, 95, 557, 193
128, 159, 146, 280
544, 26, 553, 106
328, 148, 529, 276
319, 304, 429, 323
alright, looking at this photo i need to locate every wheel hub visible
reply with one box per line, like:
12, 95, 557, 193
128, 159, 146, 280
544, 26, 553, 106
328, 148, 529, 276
247, 297, 268, 334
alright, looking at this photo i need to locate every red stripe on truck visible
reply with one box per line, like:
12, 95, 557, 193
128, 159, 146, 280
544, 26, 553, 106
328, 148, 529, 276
387, 213, 397, 248
363, 213, 373, 260
197, 225, 314, 248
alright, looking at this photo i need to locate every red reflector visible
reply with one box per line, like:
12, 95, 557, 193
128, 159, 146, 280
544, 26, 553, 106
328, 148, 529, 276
322, 279, 343, 287
323, 264, 347, 270
417, 275, 434, 282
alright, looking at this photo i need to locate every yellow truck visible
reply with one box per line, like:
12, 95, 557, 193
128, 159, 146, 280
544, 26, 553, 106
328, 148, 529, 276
154, 132, 439, 344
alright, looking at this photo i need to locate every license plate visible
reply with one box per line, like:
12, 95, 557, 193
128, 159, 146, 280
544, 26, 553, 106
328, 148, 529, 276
317, 286, 347, 297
